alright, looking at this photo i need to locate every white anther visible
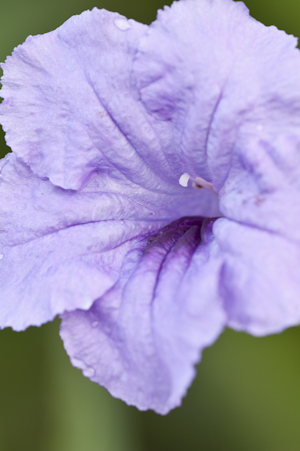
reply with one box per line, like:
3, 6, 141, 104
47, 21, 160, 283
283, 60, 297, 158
179, 173, 190, 187
179, 173, 217, 194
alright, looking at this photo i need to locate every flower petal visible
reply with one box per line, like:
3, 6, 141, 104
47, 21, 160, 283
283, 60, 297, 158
0, 151, 219, 331
0, 8, 184, 190
134, 0, 300, 194
0, 155, 153, 331
219, 122, 300, 242
60, 217, 225, 414
214, 218, 300, 335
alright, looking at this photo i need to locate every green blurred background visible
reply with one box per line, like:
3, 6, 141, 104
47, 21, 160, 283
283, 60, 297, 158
1, 1, 300, 450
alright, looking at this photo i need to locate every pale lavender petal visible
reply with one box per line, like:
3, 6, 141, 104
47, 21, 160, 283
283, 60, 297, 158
214, 219, 300, 335
0, 154, 154, 331
134, 0, 300, 337
0, 148, 219, 331
134, 0, 300, 196
60, 217, 225, 414
218, 123, 300, 242
0, 8, 183, 190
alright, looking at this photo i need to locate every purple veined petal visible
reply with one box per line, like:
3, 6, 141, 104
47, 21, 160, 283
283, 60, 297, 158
0, 150, 220, 331
134, 0, 300, 194
0, 153, 159, 331
218, 121, 300, 242
0, 8, 189, 191
60, 217, 225, 414
214, 218, 300, 336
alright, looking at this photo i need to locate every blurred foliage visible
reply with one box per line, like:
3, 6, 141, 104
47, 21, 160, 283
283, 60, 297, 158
1, 0, 300, 450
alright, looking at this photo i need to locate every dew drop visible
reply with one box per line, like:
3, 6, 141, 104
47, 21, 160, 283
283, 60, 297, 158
92, 321, 99, 328
114, 18, 131, 31
83, 367, 95, 378
0, 254, 3, 260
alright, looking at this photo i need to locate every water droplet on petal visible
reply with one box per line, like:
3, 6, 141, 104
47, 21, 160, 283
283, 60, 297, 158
83, 367, 95, 378
114, 18, 131, 31
92, 321, 99, 328
0, 254, 3, 260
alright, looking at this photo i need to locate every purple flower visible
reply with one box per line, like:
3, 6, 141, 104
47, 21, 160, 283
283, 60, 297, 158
1, 0, 300, 414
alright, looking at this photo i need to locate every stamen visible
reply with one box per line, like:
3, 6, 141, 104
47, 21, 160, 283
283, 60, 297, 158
179, 173, 217, 194
193, 176, 216, 194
